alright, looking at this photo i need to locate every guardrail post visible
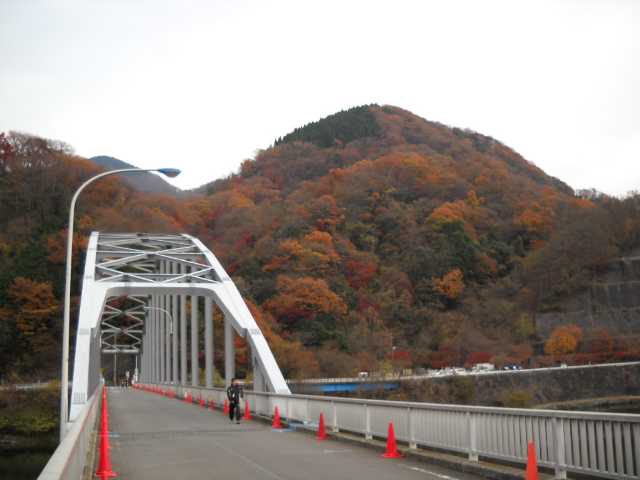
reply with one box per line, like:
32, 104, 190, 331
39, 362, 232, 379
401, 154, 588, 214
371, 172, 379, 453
332, 401, 339, 433
408, 407, 417, 449
467, 411, 478, 461
365, 404, 372, 440
554, 417, 567, 479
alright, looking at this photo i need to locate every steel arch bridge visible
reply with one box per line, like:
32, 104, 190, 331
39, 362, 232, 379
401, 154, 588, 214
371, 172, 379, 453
69, 232, 290, 420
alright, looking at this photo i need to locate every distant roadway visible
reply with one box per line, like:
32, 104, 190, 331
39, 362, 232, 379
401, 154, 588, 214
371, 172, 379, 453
286, 360, 640, 385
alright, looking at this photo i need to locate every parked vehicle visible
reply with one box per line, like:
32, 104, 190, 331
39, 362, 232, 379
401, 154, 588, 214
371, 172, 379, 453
472, 363, 495, 372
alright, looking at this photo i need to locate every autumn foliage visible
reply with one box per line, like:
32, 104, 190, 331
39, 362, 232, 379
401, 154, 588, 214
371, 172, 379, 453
264, 275, 347, 324
544, 324, 583, 355
432, 269, 465, 302
1, 105, 640, 380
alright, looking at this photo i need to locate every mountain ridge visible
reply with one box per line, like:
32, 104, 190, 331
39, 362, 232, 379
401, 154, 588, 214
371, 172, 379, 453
198, 105, 572, 197
1, 107, 639, 383
90, 155, 181, 195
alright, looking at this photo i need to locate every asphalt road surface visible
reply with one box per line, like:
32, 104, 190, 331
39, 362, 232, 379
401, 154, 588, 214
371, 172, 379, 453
107, 388, 482, 480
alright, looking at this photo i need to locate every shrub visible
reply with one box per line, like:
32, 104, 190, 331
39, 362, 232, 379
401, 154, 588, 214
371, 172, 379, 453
500, 389, 532, 408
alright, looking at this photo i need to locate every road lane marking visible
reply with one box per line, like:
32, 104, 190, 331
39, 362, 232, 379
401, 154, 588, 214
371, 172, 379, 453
399, 464, 461, 480
323, 449, 353, 454
213, 439, 291, 480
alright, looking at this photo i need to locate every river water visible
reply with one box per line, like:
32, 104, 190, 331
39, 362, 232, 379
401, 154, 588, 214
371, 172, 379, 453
0, 450, 52, 479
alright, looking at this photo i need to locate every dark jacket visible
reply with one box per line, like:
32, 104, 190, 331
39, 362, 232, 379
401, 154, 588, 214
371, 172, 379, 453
226, 384, 243, 404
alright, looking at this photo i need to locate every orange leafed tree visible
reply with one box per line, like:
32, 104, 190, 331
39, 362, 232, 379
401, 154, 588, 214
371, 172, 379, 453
345, 258, 378, 289
515, 197, 556, 238
0, 277, 60, 369
46, 229, 89, 264
432, 268, 465, 301
428, 201, 466, 223
427, 199, 479, 238
264, 232, 339, 273
264, 275, 347, 324
544, 324, 583, 355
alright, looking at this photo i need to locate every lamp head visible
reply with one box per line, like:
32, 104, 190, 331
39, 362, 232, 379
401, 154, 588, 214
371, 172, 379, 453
157, 168, 181, 178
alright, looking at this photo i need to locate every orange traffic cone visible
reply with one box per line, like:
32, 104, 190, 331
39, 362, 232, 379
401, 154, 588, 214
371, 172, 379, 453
526, 442, 539, 480
317, 413, 327, 440
95, 387, 117, 478
95, 432, 117, 478
199, 396, 205, 408
223, 399, 230, 414
272, 406, 283, 429
243, 400, 252, 420
100, 405, 109, 434
209, 399, 216, 410
101, 394, 110, 433
382, 421, 402, 458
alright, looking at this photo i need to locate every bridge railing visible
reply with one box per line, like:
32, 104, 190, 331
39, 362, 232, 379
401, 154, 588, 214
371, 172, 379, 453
148, 383, 640, 480
285, 361, 640, 384
37, 384, 101, 480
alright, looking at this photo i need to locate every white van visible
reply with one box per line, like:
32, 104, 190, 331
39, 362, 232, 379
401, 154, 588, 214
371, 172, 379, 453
472, 363, 495, 372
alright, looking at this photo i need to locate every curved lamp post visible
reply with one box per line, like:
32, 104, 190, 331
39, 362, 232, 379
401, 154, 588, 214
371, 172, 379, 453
60, 167, 180, 441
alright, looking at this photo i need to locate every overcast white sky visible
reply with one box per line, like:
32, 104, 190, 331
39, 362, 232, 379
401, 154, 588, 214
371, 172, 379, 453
1, 0, 637, 195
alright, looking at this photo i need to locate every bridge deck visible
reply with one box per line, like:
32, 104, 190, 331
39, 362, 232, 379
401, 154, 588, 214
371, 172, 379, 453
107, 388, 481, 480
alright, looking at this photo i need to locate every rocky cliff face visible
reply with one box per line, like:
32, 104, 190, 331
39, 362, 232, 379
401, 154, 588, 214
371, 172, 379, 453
461, 362, 640, 406
536, 249, 640, 337
366, 363, 640, 408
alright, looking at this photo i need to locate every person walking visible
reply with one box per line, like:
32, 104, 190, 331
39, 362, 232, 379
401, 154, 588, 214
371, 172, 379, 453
226, 377, 243, 423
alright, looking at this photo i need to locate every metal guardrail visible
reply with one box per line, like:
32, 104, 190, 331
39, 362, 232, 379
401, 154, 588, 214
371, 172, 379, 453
285, 361, 640, 384
37, 384, 101, 480
145, 383, 640, 480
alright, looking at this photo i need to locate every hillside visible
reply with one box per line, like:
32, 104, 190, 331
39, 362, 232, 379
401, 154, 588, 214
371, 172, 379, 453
90, 156, 181, 195
189, 105, 640, 375
1, 106, 639, 383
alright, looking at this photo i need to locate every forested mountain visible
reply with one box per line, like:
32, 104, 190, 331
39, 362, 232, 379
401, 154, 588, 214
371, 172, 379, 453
1, 106, 639, 382
90, 156, 181, 195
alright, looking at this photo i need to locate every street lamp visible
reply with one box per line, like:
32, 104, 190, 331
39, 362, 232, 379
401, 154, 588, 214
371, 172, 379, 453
143, 306, 174, 335
59, 167, 181, 441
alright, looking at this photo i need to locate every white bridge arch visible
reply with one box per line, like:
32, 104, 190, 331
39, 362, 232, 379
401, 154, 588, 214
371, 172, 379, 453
70, 232, 290, 420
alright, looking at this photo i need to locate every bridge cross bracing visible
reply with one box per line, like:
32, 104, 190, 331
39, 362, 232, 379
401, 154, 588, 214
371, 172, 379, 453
69, 232, 290, 422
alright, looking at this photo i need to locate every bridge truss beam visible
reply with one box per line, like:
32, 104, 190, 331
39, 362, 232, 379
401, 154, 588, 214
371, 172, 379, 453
69, 232, 290, 420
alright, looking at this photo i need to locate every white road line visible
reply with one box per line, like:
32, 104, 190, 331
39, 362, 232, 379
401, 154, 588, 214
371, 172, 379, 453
399, 463, 461, 480
213, 438, 291, 480
323, 449, 353, 454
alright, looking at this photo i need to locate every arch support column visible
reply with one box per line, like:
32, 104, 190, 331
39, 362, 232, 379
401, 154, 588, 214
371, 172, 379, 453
224, 317, 235, 387
204, 297, 214, 388
190, 291, 199, 387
